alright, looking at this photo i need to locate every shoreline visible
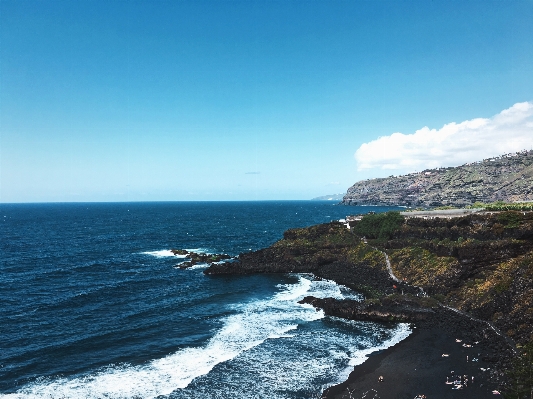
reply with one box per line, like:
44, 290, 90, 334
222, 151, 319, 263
322, 307, 509, 399
204, 212, 532, 398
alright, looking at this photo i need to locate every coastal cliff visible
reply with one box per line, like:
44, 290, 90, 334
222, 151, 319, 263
342, 150, 533, 207
205, 211, 533, 397
205, 211, 533, 346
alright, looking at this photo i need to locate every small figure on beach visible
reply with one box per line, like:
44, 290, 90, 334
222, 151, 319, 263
378, 375, 384, 382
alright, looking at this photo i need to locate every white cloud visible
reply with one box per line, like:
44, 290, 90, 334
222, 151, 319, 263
355, 102, 533, 172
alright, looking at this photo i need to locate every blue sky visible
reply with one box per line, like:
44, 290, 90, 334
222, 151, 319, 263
1, 0, 532, 202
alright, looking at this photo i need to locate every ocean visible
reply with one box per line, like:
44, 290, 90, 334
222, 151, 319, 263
0, 201, 410, 399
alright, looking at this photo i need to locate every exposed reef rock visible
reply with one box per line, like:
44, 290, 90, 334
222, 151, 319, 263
171, 249, 231, 269
342, 150, 533, 207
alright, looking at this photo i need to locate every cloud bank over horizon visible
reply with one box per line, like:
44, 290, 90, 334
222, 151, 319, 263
355, 102, 533, 173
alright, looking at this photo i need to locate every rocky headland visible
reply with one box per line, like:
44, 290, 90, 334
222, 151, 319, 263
204, 211, 533, 398
342, 150, 533, 207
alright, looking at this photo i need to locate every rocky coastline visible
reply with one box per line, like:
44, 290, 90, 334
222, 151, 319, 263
204, 211, 533, 398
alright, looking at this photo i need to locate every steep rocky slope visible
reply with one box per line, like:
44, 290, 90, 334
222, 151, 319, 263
342, 150, 533, 207
380, 212, 533, 346
205, 212, 533, 347
204, 211, 533, 396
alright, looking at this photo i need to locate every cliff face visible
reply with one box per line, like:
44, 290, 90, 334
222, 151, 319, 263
342, 150, 533, 207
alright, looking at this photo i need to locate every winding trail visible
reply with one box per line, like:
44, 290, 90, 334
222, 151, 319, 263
348, 226, 515, 352
380, 249, 516, 351
383, 253, 400, 283
439, 304, 517, 351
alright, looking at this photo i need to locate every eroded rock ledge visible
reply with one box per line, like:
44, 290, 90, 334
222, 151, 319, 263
298, 295, 435, 323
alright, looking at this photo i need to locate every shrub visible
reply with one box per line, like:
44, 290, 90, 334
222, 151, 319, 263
498, 211, 522, 228
503, 341, 533, 399
353, 211, 405, 240
469, 201, 533, 212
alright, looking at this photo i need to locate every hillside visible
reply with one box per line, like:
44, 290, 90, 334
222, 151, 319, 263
342, 150, 533, 207
204, 211, 533, 397
206, 211, 533, 348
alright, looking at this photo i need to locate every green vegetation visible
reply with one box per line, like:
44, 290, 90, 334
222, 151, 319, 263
279, 222, 359, 249
388, 247, 458, 287
503, 341, 533, 399
353, 211, 405, 240
355, 284, 384, 299
498, 212, 523, 228
469, 201, 533, 211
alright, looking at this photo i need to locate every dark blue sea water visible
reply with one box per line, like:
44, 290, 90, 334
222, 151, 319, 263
0, 201, 410, 399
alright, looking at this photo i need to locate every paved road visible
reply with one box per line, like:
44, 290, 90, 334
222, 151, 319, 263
400, 209, 483, 218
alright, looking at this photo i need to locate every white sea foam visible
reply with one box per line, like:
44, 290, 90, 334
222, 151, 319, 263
177, 312, 412, 398
3, 276, 410, 399
187, 263, 209, 270
184, 248, 211, 254
288, 274, 363, 301
2, 276, 329, 399
140, 249, 216, 259
347, 322, 411, 366
140, 250, 187, 258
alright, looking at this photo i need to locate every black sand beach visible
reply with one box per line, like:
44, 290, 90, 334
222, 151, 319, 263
323, 309, 509, 399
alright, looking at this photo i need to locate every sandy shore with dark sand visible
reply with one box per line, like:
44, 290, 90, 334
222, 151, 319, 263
323, 308, 510, 399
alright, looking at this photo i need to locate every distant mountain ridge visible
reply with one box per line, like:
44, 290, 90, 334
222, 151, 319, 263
342, 150, 533, 207
311, 193, 345, 201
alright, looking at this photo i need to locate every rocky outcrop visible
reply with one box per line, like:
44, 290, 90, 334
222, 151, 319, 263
171, 249, 231, 269
299, 295, 435, 322
205, 222, 405, 298
342, 150, 533, 207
